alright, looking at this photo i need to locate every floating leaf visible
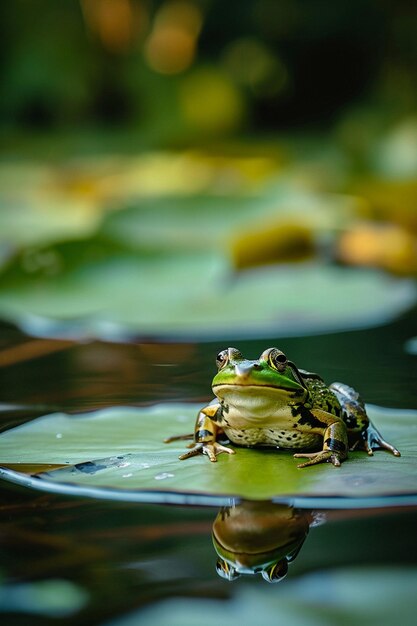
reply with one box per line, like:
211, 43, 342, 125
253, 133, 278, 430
0, 403, 415, 507
101, 567, 417, 626
100, 186, 354, 254
0, 163, 103, 248
1, 157, 416, 340
0, 579, 88, 618
0, 150, 282, 252
0, 249, 415, 340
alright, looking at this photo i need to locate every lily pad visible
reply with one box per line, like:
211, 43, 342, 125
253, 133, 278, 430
0, 248, 415, 340
102, 568, 417, 626
405, 336, 417, 355
0, 163, 105, 248
0, 163, 416, 340
0, 403, 416, 507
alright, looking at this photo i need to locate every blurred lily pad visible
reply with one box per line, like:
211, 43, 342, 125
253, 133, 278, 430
0, 163, 103, 248
0, 239, 415, 340
0, 578, 88, 618
2, 152, 414, 340
0, 150, 282, 251
405, 336, 417, 355
102, 567, 417, 626
0, 403, 415, 506
100, 186, 356, 254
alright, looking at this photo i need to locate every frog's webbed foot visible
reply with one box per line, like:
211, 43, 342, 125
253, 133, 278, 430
179, 441, 235, 463
362, 423, 401, 457
293, 450, 343, 468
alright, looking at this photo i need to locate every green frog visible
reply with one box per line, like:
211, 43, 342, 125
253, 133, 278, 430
166, 347, 401, 468
212, 502, 311, 582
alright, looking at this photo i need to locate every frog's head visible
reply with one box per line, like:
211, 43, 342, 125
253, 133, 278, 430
212, 502, 310, 583
212, 347, 307, 405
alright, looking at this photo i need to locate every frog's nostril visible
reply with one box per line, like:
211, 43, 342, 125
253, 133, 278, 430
235, 363, 254, 377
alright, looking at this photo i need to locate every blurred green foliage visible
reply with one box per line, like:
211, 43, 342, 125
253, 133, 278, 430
0, 1, 416, 339
0, 0, 416, 137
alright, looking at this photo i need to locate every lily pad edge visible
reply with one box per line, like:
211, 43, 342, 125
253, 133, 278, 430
1, 466, 416, 510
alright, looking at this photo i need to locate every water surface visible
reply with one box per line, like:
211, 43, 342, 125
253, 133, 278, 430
1, 309, 417, 624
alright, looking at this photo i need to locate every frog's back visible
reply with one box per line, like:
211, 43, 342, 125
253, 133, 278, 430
300, 371, 343, 417
300, 370, 369, 434
329, 381, 369, 433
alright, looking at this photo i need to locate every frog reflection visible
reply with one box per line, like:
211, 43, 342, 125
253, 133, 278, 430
212, 501, 318, 582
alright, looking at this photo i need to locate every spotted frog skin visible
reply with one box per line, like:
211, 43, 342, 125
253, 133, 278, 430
166, 347, 401, 468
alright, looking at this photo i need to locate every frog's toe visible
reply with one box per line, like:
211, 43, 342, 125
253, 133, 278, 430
376, 439, 401, 457
178, 443, 204, 460
364, 423, 401, 457
294, 450, 342, 468
203, 442, 235, 462
179, 441, 235, 462
371, 434, 401, 457
363, 439, 374, 456
293, 452, 317, 460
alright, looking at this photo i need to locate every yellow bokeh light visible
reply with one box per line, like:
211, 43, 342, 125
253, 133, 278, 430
145, 26, 196, 74
179, 67, 246, 134
81, 0, 147, 53
144, 1, 203, 75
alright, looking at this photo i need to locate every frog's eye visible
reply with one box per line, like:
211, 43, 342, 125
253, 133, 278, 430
216, 558, 240, 581
216, 347, 242, 369
266, 348, 288, 372
261, 559, 288, 583
216, 349, 229, 369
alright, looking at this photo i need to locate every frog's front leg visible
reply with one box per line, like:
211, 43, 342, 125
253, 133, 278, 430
294, 408, 348, 468
178, 403, 235, 463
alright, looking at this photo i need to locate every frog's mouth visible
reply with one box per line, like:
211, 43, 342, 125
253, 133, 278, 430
213, 383, 305, 400
213, 383, 298, 393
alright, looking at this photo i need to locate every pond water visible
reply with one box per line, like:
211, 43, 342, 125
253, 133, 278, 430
1, 307, 417, 625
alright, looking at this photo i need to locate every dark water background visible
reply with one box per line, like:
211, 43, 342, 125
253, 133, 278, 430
1, 306, 417, 625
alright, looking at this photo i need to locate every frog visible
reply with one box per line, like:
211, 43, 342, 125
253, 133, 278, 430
212, 501, 311, 582
165, 347, 401, 468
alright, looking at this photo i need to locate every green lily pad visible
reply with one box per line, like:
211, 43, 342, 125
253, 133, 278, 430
0, 403, 415, 507
0, 246, 415, 340
0, 163, 416, 340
